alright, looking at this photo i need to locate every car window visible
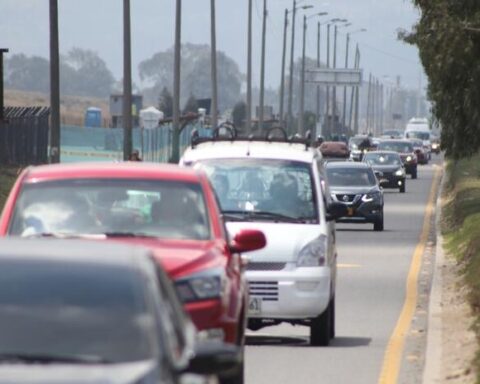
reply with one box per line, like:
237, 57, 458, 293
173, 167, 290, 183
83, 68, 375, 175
0, 260, 157, 363
195, 158, 318, 223
378, 141, 413, 153
326, 167, 377, 187
364, 153, 402, 166
9, 179, 211, 241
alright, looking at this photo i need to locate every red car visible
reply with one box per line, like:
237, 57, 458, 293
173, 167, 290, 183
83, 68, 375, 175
0, 162, 266, 384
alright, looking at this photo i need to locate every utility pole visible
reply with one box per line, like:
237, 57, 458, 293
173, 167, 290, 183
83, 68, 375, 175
366, 73, 372, 132
171, 0, 182, 163
354, 46, 361, 134
246, 0, 252, 134
331, 25, 338, 136
279, 8, 288, 125
258, 0, 267, 133
348, 44, 359, 132
342, 32, 350, 132
299, 15, 307, 136
49, 0, 60, 164
326, 24, 330, 137
287, 0, 297, 135
316, 22, 321, 130
210, 0, 218, 131
122, 0, 133, 161
0, 49, 9, 123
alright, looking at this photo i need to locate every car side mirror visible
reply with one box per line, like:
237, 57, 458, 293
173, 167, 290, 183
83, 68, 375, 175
326, 202, 348, 221
184, 341, 241, 376
229, 229, 266, 253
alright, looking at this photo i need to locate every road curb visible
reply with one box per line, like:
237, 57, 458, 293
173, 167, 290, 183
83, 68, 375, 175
423, 165, 446, 383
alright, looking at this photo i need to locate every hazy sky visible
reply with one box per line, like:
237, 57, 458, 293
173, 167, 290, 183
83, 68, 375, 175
0, 0, 424, 91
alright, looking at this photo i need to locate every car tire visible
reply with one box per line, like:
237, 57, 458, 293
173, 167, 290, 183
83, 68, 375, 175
399, 183, 406, 193
219, 354, 244, 384
310, 299, 332, 346
329, 297, 336, 339
374, 215, 384, 231
411, 168, 418, 179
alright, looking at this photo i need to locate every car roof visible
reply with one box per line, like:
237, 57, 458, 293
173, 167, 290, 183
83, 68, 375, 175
325, 161, 371, 169
182, 141, 320, 164
364, 150, 401, 156
22, 162, 203, 183
0, 238, 153, 269
379, 139, 412, 144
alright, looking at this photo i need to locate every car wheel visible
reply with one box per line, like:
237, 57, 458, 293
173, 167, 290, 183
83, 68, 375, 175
219, 353, 244, 384
310, 300, 332, 346
399, 183, 406, 193
374, 215, 384, 231
329, 297, 336, 339
411, 168, 418, 179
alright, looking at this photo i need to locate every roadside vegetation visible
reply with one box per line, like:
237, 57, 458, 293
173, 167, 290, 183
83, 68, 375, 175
0, 167, 20, 210
442, 154, 480, 381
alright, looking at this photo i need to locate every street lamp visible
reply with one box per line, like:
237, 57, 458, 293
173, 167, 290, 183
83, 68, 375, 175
286, 1, 313, 135
342, 28, 366, 130
171, 0, 181, 163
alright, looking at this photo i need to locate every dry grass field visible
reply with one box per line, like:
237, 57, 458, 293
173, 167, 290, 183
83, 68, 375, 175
4, 89, 111, 127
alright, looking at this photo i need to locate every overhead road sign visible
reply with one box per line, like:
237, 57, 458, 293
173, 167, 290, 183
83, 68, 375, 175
305, 68, 363, 86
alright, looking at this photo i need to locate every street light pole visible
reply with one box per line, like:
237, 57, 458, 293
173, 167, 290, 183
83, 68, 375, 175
299, 14, 307, 136
331, 24, 338, 136
342, 32, 350, 131
326, 23, 330, 136
171, 0, 182, 163
246, 0, 252, 134
259, 0, 267, 133
287, 0, 297, 135
279, 8, 288, 125
123, 0, 133, 161
316, 22, 321, 128
49, 0, 60, 164
210, 0, 218, 131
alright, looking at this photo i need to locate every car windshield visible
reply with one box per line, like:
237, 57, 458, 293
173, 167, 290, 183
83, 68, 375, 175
326, 167, 377, 187
364, 153, 402, 166
195, 159, 318, 223
9, 179, 211, 240
0, 260, 156, 363
405, 131, 430, 140
377, 141, 414, 153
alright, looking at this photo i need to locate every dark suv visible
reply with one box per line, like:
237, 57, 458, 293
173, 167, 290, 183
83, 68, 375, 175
377, 140, 418, 179
326, 162, 384, 231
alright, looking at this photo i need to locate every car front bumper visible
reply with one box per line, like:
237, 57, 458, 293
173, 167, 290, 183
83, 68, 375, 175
246, 267, 332, 319
336, 201, 383, 223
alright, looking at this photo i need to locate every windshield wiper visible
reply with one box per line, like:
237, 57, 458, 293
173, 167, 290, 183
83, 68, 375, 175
248, 211, 307, 223
23, 233, 106, 239
0, 352, 111, 365
102, 232, 158, 238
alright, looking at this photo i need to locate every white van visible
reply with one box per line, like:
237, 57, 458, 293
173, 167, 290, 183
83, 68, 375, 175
180, 133, 346, 346
404, 118, 432, 157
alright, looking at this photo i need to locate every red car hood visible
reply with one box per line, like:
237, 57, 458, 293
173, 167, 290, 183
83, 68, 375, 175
109, 238, 224, 279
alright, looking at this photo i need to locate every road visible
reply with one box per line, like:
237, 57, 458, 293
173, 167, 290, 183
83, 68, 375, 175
245, 157, 443, 384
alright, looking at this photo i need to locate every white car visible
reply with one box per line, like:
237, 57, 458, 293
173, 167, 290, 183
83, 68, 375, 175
180, 134, 346, 346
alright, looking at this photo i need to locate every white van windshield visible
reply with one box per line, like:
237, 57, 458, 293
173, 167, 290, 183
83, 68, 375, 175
195, 159, 318, 224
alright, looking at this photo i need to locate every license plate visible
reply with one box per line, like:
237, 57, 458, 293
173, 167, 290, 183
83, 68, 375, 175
347, 207, 355, 216
248, 297, 262, 315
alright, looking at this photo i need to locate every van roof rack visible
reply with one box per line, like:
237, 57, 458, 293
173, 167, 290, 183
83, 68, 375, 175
191, 124, 314, 151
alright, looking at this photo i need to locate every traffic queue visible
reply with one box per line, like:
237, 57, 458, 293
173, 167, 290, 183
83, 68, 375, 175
0, 123, 439, 384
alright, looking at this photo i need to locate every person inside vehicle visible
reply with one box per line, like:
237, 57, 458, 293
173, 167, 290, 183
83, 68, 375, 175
263, 173, 299, 217
212, 174, 237, 210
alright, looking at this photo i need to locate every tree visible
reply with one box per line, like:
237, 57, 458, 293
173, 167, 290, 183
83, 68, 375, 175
5, 54, 50, 93
402, 0, 480, 158
183, 94, 198, 114
232, 101, 247, 130
139, 43, 243, 113
158, 87, 173, 118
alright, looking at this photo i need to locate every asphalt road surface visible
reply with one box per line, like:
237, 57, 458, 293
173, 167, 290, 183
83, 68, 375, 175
245, 156, 443, 384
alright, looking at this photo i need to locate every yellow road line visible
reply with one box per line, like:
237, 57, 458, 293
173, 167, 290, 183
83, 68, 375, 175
378, 167, 442, 384
338, 263, 362, 268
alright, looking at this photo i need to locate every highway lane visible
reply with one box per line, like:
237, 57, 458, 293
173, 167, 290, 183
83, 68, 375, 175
245, 157, 443, 384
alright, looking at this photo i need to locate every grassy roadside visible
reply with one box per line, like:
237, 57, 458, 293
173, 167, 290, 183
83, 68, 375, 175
441, 154, 480, 382
0, 166, 21, 210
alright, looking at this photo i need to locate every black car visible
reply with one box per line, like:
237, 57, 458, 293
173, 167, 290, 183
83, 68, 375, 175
0, 239, 240, 384
326, 162, 384, 231
363, 151, 407, 193
377, 139, 418, 179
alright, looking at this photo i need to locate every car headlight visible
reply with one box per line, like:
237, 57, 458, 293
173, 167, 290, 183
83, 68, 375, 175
395, 168, 405, 177
406, 156, 413, 162
361, 191, 382, 203
175, 270, 224, 302
297, 236, 327, 267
